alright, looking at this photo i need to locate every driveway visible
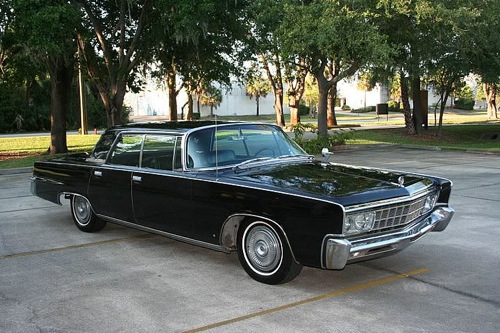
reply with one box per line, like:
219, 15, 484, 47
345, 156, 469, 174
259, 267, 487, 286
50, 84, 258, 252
1, 147, 499, 332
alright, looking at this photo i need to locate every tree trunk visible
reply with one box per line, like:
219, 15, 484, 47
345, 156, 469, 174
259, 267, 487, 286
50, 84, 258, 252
317, 73, 330, 139
288, 93, 300, 125
167, 71, 178, 121
411, 77, 423, 134
400, 73, 416, 135
256, 96, 260, 116
274, 90, 285, 127
437, 89, 450, 137
186, 93, 193, 120
47, 56, 73, 154
327, 85, 337, 126
484, 83, 498, 119
260, 54, 285, 127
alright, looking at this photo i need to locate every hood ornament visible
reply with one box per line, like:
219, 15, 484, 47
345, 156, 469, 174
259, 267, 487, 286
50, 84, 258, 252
398, 176, 405, 187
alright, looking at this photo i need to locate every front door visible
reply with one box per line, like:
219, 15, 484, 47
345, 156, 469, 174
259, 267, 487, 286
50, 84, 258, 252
88, 133, 143, 222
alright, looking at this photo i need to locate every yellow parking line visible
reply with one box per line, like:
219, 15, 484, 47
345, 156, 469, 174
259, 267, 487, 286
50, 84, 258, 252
0, 234, 155, 260
184, 268, 430, 333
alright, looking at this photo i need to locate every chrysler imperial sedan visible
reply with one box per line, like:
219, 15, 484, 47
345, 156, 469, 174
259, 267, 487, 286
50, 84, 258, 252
31, 121, 454, 284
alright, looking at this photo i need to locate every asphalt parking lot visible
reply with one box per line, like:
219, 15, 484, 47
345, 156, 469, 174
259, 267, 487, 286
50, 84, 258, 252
1, 146, 499, 333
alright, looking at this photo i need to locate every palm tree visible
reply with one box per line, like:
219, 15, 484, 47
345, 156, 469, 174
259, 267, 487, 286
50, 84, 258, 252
245, 75, 271, 116
200, 85, 222, 117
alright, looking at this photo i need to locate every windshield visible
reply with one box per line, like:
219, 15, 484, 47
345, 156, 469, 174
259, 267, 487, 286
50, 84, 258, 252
186, 124, 306, 169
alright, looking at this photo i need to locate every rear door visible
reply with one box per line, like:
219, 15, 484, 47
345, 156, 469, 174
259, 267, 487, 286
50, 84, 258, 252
132, 134, 194, 237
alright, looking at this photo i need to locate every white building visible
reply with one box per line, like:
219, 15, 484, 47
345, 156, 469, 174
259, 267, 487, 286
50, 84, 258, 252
124, 76, 447, 118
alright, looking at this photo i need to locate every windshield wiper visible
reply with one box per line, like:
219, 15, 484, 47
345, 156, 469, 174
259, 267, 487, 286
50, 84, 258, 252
234, 154, 313, 170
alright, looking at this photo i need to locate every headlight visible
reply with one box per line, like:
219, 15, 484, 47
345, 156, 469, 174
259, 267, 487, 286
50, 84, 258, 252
423, 193, 438, 213
344, 211, 375, 235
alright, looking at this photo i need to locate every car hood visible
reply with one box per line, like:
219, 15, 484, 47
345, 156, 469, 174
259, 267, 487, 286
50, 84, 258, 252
226, 160, 435, 206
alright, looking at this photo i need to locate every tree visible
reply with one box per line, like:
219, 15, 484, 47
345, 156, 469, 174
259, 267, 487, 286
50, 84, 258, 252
147, 0, 249, 121
280, 1, 390, 138
74, 0, 152, 127
421, 0, 476, 136
248, 0, 286, 126
200, 84, 222, 117
356, 73, 376, 110
12, 0, 81, 154
245, 69, 271, 116
303, 74, 318, 117
286, 57, 308, 125
468, 0, 500, 119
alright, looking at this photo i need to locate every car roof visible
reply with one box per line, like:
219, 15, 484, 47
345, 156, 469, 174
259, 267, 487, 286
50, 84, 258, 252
108, 120, 244, 134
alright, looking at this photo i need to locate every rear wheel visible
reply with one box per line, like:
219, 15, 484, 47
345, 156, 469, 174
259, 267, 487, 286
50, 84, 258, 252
70, 195, 106, 232
237, 220, 302, 284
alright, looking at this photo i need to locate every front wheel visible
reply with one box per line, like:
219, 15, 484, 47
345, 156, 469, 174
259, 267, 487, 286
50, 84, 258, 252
70, 195, 106, 232
237, 220, 302, 284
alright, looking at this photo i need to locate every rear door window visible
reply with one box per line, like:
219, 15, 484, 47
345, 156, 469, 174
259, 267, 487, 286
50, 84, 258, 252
141, 135, 181, 171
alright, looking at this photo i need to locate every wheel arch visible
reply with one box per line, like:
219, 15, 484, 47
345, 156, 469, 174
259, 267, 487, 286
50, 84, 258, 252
220, 213, 299, 264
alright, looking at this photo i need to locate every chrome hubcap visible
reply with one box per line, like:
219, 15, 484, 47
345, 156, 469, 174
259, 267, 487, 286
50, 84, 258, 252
245, 225, 282, 273
74, 196, 91, 225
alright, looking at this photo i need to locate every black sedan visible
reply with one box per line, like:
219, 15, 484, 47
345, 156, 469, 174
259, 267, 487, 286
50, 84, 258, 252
31, 121, 454, 284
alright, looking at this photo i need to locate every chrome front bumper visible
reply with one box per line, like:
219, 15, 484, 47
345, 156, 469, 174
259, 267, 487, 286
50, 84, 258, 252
322, 206, 454, 270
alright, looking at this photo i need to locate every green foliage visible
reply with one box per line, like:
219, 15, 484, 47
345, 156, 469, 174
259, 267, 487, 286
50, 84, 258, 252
387, 100, 401, 111
352, 106, 376, 113
0, 79, 107, 133
454, 85, 474, 110
454, 99, 474, 110
291, 123, 353, 154
298, 104, 309, 116
290, 122, 316, 144
297, 131, 354, 155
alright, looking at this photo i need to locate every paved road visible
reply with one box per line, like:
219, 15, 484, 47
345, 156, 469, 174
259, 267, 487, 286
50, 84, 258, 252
1, 147, 499, 332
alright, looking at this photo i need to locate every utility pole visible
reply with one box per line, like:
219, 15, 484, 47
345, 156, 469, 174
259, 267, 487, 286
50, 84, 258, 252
78, 43, 88, 135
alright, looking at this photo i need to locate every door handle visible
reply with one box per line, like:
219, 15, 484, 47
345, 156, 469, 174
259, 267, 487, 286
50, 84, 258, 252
94, 170, 102, 177
132, 175, 142, 183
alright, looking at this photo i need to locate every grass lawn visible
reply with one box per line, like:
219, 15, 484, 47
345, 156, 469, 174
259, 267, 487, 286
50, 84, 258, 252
350, 124, 500, 152
1, 113, 498, 169
0, 134, 100, 169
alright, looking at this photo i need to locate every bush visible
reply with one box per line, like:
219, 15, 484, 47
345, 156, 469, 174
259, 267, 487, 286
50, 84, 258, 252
387, 100, 401, 111
292, 127, 353, 155
454, 98, 474, 110
298, 104, 309, 116
341, 104, 351, 111
352, 106, 376, 113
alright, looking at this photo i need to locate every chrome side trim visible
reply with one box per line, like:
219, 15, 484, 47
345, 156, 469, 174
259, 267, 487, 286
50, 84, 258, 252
96, 214, 230, 253
322, 206, 454, 270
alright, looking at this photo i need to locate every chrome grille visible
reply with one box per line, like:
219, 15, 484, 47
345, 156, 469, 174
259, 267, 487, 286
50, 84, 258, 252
372, 194, 433, 231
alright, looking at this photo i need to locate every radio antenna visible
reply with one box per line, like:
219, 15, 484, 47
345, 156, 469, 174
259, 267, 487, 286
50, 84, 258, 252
214, 114, 219, 181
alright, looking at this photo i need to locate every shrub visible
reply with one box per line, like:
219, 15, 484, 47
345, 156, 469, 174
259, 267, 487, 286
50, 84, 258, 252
352, 106, 376, 113
387, 100, 401, 111
454, 98, 474, 110
341, 104, 351, 111
294, 129, 353, 155
298, 104, 309, 116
